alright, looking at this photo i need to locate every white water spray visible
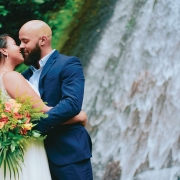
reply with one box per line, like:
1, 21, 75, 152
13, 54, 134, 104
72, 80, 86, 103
83, 0, 180, 179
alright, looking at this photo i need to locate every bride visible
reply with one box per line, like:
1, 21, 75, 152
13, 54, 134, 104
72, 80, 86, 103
0, 34, 87, 179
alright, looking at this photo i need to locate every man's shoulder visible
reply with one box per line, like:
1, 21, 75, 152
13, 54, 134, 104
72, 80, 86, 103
57, 52, 79, 61
56, 52, 81, 65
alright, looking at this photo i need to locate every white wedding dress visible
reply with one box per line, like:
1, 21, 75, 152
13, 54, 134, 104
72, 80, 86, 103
0, 73, 52, 180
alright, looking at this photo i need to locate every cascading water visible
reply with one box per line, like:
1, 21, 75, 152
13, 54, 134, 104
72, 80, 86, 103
82, 0, 180, 179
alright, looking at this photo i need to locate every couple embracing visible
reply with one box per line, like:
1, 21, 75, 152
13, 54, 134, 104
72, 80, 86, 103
0, 20, 92, 180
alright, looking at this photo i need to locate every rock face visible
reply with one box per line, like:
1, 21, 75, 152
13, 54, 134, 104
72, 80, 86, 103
62, 0, 180, 179
102, 161, 121, 180
60, 0, 118, 71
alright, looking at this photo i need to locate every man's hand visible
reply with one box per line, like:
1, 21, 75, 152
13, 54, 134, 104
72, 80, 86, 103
62, 111, 88, 126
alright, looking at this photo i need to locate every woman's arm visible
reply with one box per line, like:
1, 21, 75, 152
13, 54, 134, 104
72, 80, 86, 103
3, 71, 51, 112
63, 111, 88, 126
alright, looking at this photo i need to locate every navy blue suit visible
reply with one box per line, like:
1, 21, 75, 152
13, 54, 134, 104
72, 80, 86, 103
22, 50, 92, 179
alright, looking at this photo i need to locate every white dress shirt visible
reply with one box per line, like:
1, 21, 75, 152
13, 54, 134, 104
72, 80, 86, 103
29, 50, 55, 91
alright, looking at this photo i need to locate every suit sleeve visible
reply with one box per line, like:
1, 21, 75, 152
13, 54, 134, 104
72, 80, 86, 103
35, 57, 85, 134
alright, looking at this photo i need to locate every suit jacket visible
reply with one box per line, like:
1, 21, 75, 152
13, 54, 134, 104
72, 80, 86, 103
22, 50, 92, 165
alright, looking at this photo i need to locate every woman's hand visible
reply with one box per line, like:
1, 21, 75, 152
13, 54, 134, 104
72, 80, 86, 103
63, 111, 88, 126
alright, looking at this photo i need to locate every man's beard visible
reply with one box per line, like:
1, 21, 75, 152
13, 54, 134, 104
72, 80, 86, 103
21, 44, 41, 67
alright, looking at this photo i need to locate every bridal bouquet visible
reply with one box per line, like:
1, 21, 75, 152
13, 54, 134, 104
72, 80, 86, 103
0, 91, 47, 179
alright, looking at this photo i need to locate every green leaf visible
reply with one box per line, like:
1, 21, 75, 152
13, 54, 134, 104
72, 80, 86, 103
13, 127, 20, 134
4, 159, 6, 179
0, 148, 4, 166
0, 6, 9, 16
6, 156, 12, 179
32, 131, 41, 137
8, 153, 18, 179
32, 0, 44, 4
10, 144, 15, 152
2, 140, 12, 146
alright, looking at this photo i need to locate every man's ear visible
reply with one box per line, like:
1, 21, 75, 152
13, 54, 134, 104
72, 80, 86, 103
0, 48, 8, 57
39, 36, 47, 46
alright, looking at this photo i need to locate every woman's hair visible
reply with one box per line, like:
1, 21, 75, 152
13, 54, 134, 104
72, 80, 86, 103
0, 34, 9, 64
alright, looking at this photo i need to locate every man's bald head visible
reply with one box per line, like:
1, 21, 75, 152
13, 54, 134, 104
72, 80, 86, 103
19, 20, 53, 67
19, 20, 52, 41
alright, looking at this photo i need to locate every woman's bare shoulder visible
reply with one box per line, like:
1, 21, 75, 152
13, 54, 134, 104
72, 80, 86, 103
3, 71, 25, 81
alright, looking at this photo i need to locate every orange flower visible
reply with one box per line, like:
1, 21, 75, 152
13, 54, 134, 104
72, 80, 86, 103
23, 123, 33, 130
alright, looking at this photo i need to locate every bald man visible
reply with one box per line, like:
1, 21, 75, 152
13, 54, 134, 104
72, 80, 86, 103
20, 20, 93, 180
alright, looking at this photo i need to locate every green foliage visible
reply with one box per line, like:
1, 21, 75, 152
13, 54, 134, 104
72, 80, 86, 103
15, 64, 28, 73
0, 6, 9, 16
0, 0, 66, 44
49, 0, 84, 49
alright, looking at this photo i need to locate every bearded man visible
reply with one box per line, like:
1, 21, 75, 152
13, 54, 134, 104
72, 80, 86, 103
19, 20, 93, 180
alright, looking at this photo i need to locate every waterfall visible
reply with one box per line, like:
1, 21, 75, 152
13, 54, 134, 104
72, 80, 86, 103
83, 0, 180, 179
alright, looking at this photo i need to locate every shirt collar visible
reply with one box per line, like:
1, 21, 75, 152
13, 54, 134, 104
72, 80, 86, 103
30, 49, 55, 72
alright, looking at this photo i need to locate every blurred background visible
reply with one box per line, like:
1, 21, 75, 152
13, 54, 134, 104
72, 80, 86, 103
1, 0, 180, 179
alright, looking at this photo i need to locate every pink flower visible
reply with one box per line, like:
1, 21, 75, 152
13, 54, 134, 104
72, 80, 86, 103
9, 99, 21, 113
4, 99, 21, 113
4, 102, 13, 112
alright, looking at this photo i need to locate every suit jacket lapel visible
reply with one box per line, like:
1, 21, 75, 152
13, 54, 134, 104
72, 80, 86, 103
22, 68, 33, 80
39, 50, 59, 96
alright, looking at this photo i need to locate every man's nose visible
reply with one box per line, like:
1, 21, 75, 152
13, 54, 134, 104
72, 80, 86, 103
19, 42, 24, 49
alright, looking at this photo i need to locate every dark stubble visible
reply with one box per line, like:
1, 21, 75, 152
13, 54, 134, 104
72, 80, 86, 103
21, 43, 41, 67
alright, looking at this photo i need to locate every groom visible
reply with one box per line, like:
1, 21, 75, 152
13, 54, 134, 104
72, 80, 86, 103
19, 20, 92, 180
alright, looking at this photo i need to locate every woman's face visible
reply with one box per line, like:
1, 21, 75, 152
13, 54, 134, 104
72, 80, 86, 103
6, 37, 24, 65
